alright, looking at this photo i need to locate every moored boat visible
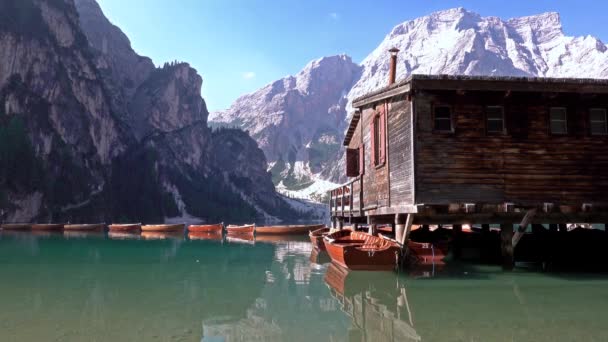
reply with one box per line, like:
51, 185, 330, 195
323, 230, 401, 271
63, 223, 105, 231
141, 223, 185, 232
255, 224, 325, 235
407, 240, 448, 265
0, 223, 31, 230
188, 232, 223, 241
309, 227, 331, 250
31, 224, 64, 231
108, 223, 141, 232
188, 223, 223, 233
225, 224, 255, 235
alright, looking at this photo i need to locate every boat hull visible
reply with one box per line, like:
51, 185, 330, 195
63, 224, 105, 231
108, 224, 141, 232
225, 224, 255, 235
188, 223, 223, 233
324, 231, 400, 271
31, 224, 64, 231
407, 240, 448, 265
309, 227, 331, 250
188, 232, 223, 241
0, 224, 31, 230
141, 224, 185, 232
255, 224, 325, 235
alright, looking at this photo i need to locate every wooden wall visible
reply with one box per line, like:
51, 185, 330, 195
360, 103, 389, 209
414, 90, 608, 206
388, 95, 414, 206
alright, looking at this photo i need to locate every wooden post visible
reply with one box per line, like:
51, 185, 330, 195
398, 214, 414, 246
452, 224, 463, 260
338, 218, 344, 230
368, 216, 377, 236
512, 208, 537, 248
353, 223, 359, 231
501, 223, 514, 271
558, 223, 567, 233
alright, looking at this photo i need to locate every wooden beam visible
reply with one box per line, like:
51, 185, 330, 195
501, 223, 514, 271
512, 209, 537, 248
398, 214, 414, 246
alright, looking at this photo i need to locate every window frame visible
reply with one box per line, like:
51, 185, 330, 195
485, 105, 506, 135
432, 104, 454, 133
549, 107, 568, 135
589, 108, 608, 136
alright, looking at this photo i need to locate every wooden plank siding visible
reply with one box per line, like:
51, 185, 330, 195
388, 95, 414, 207
413, 90, 608, 206
360, 103, 390, 209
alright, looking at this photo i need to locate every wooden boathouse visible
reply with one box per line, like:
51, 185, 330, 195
329, 48, 608, 269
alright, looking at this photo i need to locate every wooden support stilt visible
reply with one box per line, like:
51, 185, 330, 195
367, 216, 377, 236
330, 217, 336, 229
338, 218, 344, 230
452, 224, 463, 260
512, 208, 537, 248
558, 223, 567, 233
398, 214, 414, 246
481, 224, 490, 263
353, 223, 359, 231
501, 223, 514, 271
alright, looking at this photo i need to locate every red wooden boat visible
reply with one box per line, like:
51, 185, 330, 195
256, 224, 325, 235
141, 224, 184, 232
188, 232, 223, 241
323, 230, 401, 271
31, 224, 64, 231
225, 224, 255, 235
309, 227, 331, 250
108, 223, 141, 232
188, 223, 223, 233
407, 240, 449, 265
0, 223, 31, 230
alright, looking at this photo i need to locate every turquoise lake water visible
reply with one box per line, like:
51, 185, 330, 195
1, 230, 607, 342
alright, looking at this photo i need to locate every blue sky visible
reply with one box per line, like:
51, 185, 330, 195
96, 0, 608, 111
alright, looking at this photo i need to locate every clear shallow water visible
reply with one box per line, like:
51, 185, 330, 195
1, 231, 608, 342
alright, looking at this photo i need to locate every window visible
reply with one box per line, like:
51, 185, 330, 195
370, 111, 386, 167
550, 107, 568, 134
434, 106, 452, 132
486, 106, 505, 134
345, 148, 359, 177
590, 108, 608, 135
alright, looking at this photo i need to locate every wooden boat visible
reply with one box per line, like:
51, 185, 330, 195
188, 232, 223, 241
309, 227, 331, 250
407, 240, 448, 265
63, 223, 105, 231
323, 230, 401, 271
0, 223, 31, 230
31, 224, 64, 231
255, 224, 325, 235
108, 223, 141, 232
225, 224, 255, 235
141, 231, 184, 240
141, 223, 185, 232
188, 223, 223, 233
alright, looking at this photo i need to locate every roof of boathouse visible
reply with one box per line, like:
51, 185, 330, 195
343, 74, 608, 146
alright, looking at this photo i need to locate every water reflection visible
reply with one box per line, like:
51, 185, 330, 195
1, 231, 608, 341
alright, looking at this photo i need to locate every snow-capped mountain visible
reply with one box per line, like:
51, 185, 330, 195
211, 8, 608, 201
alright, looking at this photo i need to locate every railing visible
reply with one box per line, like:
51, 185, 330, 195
329, 178, 362, 217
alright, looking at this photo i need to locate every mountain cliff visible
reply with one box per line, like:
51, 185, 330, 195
0, 0, 301, 223
211, 8, 608, 199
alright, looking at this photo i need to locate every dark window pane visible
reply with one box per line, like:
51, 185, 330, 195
486, 106, 504, 120
434, 106, 451, 131
550, 108, 567, 121
487, 120, 504, 133
550, 121, 567, 134
590, 109, 606, 122
591, 122, 607, 135
550, 107, 567, 134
